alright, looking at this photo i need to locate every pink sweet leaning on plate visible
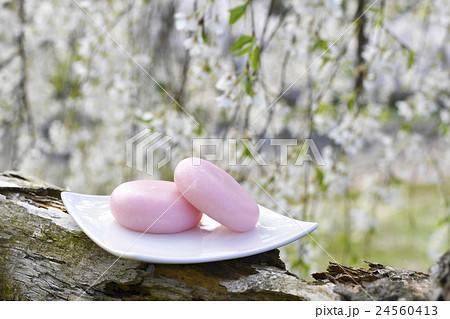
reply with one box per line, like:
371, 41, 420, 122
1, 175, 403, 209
174, 157, 260, 232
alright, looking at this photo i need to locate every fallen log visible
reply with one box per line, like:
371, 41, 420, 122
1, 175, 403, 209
0, 171, 447, 300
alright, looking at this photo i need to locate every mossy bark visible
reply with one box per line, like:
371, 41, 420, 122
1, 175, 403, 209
0, 171, 448, 300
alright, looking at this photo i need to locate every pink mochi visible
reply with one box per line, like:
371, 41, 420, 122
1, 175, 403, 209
174, 157, 260, 232
110, 180, 202, 234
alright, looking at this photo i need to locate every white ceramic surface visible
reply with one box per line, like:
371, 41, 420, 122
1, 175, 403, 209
61, 191, 318, 264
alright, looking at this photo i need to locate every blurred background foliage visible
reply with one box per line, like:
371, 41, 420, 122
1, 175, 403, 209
0, 0, 449, 278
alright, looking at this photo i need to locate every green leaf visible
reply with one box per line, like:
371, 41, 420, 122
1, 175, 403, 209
400, 122, 411, 132
316, 167, 324, 184
250, 45, 260, 72
345, 92, 356, 111
231, 35, 254, 52
375, 13, 384, 26
316, 103, 330, 114
135, 116, 153, 123
312, 37, 328, 52
407, 51, 415, 68
196, 124, 203, 136
202, 62, 212, 73
233, 45, 252, 56
242, 142, 252, 158
438, 122, 448, 135
315, 167, 328, 192
68, 77, 82, 99
201, 24, 208, 44
229, 2, 248, 25
244, 74, 254, 97
321, 55, 332, 67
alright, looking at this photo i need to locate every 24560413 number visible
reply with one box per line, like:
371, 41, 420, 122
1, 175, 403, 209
376, 306, 438, 316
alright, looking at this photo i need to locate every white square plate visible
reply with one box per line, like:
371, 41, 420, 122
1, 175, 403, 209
61, 191, 318, 264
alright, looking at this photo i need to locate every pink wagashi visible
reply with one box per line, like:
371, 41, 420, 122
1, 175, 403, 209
110, 180, 202, 234
174, 157, 259, 232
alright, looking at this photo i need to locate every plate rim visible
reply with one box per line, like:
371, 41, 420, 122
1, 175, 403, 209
61, 191, 318, 264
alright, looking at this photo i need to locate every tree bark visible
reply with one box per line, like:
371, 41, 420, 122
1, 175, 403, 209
0, 171, 448, 300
